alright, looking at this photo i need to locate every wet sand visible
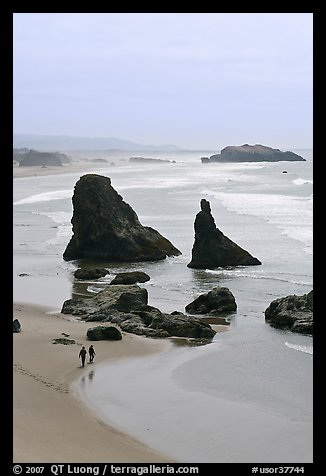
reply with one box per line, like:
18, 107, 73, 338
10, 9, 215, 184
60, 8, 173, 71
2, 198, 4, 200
13, 302, 173, 463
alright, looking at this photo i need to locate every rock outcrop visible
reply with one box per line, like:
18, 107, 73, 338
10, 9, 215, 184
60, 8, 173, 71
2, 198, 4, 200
63, 174, 181, 262
185, 287, 237, 314
91, 307, 216, 339
264, 290, 313, 334
61, 284, 216, 340
62, 284, 149, 315
110, 271, 150, 285
13, 319, 21, 333
87, 325, 122, 341
188, 199, 261, 269
203, 144, 305, 163
74, 268, 109, 280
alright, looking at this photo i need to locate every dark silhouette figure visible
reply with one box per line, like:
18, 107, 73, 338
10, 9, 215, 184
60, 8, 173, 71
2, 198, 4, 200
89, 345, 96, 363
79, 346, 87, 368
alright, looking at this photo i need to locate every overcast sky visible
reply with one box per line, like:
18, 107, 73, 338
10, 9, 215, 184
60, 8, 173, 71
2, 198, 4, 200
13, 13, 313, 150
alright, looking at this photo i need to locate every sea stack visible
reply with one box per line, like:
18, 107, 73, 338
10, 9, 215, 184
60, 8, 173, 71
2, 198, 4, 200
63, 174, 181, 262
187, 199, 261, 269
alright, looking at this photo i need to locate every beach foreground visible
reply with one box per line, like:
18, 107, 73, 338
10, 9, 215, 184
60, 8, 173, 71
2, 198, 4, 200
13, 302, 173, 463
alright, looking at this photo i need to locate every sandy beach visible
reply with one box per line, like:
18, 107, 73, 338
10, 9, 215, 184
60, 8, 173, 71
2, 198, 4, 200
13, 161, 121, 179
13, 302, 173, 463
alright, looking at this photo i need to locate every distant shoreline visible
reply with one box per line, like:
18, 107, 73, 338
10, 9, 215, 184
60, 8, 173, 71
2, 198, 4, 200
13, 162, 121, 178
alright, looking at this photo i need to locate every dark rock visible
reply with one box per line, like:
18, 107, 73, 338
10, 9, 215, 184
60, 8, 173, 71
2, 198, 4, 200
61, 284, 148, 316
61, 298, 95, 316
61, 288, 216, 340
264, 290, 313, 334
87, 325, 122, 341
120, 315, 171, 338
185, 287, 237, 314
110, 271, 150, 285
63, 174, 181, 261
205, 144, 305, 163
13, 319, 21, 333
111, 307, 216, 339
188, 199, 261, 269
114, 287, 148, 312
74, 268, 109, 280
18, 273, 29, 277
52, 338, 76, 345
147, 311, 216, 338
84, 309, 119, 322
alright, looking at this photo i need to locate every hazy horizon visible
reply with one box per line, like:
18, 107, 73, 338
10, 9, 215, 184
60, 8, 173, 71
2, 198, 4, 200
13, 132, 312, 153
13, 13, 313, 150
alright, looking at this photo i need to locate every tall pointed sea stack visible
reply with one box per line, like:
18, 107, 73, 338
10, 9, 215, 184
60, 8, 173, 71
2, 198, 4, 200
63, 174, 181, 262
187, 199, 261, 269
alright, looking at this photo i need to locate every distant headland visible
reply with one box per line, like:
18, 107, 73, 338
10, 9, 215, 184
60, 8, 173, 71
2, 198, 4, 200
201, 144, 306, 163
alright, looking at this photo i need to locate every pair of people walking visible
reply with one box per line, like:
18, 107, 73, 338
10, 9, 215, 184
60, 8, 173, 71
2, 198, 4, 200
79, 345, 96, 367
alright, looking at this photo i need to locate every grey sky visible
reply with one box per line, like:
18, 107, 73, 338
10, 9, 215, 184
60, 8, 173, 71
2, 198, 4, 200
13, 13, 313, 150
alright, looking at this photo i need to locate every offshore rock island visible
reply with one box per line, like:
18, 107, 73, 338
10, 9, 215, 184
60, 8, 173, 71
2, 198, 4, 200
63, 174, 181, 262
202, 144, 306, 163
188, 199, 261, 269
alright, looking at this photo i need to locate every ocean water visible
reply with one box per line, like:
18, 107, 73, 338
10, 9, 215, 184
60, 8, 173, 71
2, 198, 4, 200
13, 149, 313, 462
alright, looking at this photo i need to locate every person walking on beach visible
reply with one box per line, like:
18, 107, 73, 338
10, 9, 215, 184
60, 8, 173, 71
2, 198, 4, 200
79, 346, 87, 368
89, 344, 96, 363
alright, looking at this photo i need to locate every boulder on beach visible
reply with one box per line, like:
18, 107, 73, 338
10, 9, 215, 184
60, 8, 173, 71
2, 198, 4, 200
203, 144, 306, 163
61, 284, 149, 316
13, 319, 21, 333
264, 290, 313, 335
74, 268, 109, 280
187, 199, 261, 269
110, 271, 150, 285
185, 287, 237, 314
87, 325, 122, 341
63, 174, 181, 262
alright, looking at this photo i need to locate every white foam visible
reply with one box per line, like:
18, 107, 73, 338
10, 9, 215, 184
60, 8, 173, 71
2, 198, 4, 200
34, 211, 72, 245
37, 211, 72, 225
201, 190, 313, 252
13, 189, 72, 205
204, 268, 312, 287
285, 342, 313, 355
292, 178, 313, 186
